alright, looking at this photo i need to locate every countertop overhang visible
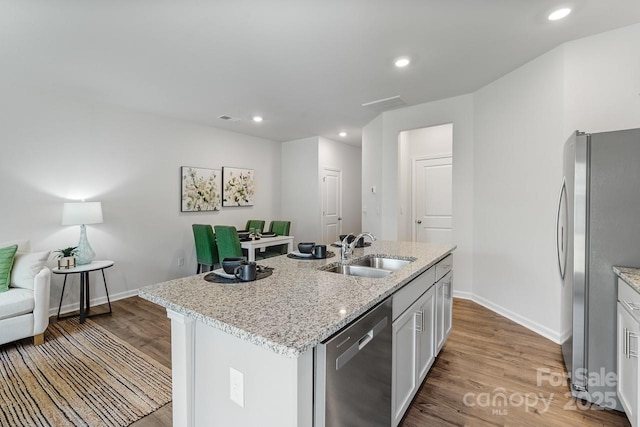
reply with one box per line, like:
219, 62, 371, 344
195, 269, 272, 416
614, 266, 640, 293
139, 240, 455, 358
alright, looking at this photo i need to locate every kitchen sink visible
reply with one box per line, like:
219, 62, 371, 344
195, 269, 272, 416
322, 264, 391, 278
351, 257, 412, 271
320, 256, 414, 278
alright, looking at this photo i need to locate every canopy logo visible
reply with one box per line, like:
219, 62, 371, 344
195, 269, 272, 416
462, 388, 553, 416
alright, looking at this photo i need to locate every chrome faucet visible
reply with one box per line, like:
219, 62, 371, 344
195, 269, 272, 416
341, 232, 377, 262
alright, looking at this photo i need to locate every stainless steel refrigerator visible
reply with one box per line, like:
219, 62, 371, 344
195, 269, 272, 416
558, 128, 640, 410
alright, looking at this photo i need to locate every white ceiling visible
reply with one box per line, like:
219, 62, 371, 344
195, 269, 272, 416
2, 0, 640, 145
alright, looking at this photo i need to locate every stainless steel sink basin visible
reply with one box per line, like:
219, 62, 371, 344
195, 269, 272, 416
323, 265, 391, 278
352, 257, 412, 271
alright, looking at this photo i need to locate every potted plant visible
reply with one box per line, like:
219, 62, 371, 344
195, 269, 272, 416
55, 246, 78, 269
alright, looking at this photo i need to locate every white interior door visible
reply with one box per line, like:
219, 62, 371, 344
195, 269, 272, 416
322, 168, 342, 244
413, 157, 452, 243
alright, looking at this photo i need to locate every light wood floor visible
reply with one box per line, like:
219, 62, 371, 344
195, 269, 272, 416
55, 297, 630, 426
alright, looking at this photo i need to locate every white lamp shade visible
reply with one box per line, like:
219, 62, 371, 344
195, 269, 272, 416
61, 202, 103, 225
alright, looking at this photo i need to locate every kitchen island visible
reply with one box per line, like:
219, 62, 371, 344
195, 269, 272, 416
139, 240, 455, 426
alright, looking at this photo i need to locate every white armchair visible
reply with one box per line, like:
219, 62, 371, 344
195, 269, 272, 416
0, 240, 51, 346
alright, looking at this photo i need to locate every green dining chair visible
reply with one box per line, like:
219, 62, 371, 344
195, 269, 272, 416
214, 225, 244, 262
192, 224, 219, 273
261, 220, 292, 258
244, 220, 265, 234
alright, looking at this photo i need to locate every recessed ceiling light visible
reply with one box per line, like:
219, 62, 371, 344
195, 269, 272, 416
394, 57, 411, 68
548, 8, 571, 21
252, 116, 263, 123
339, 132, 347, 137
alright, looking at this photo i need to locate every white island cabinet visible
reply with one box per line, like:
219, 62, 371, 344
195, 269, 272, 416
435, 254, 453, 353
391, 267, 436, 426
140, 241, 455, 427
391, 255, 453, 427
614, 266, 640, 427
168, 309, 313, 427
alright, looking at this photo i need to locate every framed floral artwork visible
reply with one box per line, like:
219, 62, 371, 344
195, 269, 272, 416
181, 166, 222, 212
222, 167, 255, 207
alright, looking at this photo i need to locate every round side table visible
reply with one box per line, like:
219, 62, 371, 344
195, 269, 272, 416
53, 260, 114, 323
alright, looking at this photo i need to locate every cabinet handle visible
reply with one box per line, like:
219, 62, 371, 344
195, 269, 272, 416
624, 328, 628, 358
630, 330, 638, 359
415, 311, 423, 333
623, 300, 640, 311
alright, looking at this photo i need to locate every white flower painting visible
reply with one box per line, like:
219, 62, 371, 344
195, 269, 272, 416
223, 167, 255, 207
181, 166, 222, 212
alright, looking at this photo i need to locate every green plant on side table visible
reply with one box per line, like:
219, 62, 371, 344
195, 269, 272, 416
55, 246, 78, 269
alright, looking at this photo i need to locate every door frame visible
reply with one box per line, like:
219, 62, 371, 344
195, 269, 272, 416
321, 167, 342, 244
411, 154, 453, 242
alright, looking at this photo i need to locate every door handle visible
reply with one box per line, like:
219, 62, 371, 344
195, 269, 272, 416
416, 220, 422, 224
556, 179, 567, 280
338, 217, 342, 220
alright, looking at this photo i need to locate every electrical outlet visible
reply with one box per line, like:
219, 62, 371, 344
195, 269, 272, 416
229, 367, 244, 407
177, 257, 184, 267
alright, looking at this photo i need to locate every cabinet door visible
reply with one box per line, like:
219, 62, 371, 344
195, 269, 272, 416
392, 307, 418, 427
443, 272, 453, 342
416, 286, 436, 383
618, 302, 639, 426
435, 280, 445, 353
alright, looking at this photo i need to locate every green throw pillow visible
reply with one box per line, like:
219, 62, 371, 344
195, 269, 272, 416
0, 244, 18, 293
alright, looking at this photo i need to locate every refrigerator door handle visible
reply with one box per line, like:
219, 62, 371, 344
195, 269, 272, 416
556, 178, 567, 280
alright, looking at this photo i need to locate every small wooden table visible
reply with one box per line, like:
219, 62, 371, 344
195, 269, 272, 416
53, 260, 114, 323
240, 235, 294, 262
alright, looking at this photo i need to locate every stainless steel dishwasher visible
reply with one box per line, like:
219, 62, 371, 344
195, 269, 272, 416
315, 298, 392, 426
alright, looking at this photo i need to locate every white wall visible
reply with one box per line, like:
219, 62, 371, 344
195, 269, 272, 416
472, 22, 640, 342
0, 85, 282, 312
398, 124, 453, 241
318, 137, 362, 238
361, 114, 384, 236
362, 95, 475, 296
362, 22, 640, 342
281, 137, 362, 245
280, 137, 320, 244
563, 23, 640, 135
473, 46, 566, 341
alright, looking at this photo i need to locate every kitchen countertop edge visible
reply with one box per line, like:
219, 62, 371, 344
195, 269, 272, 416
613, 266, 640, 294
139, 242, 455, 358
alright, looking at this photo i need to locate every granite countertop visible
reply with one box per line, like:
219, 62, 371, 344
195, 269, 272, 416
613, 266, 640, 294
139, 240, 455, 358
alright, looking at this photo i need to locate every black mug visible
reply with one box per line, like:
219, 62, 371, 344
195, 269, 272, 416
234, 262, 257, 281
312, 244, 327, 259
222, 257, 247, 274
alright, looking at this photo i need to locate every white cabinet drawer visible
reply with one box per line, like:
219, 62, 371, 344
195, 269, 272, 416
393, 267, 435, 321
619, 278, 640, 322
435, 254, 453, 282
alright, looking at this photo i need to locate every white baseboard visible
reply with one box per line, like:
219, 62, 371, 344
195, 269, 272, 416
470, 294, 563, 344
452, 290, 473, 300
558, 327, 571, 344
49, 289, 140, 318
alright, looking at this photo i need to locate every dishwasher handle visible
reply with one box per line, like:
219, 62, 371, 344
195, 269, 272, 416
358, 330, 374, 350
335, 316, 388, 371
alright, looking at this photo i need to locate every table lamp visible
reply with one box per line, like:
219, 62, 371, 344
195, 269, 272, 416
62, 201, 103, 265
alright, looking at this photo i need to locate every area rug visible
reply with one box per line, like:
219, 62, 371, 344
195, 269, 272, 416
0, 318, 172, 427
